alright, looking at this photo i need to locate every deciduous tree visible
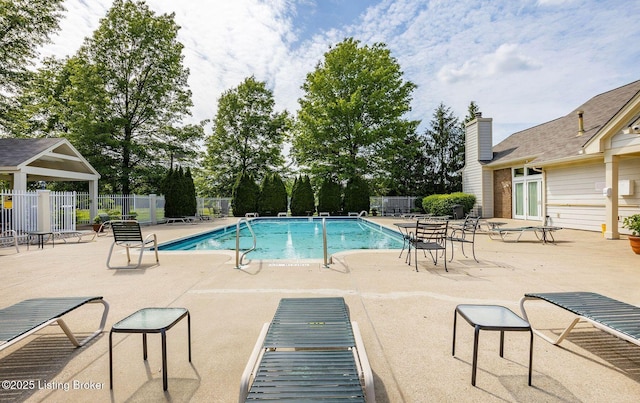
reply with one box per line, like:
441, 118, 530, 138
293, 38, 418, 182
0, 0, 65, 134
71, 0, 196, 193
203, 76, 289, 196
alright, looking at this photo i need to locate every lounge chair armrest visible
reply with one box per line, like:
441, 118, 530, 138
143, 233, 158, 246
239, 323, 270, 403
352, 321, 375, 403
59, 298, 110, 347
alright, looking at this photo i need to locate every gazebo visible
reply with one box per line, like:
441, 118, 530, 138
0, 138, 101, 224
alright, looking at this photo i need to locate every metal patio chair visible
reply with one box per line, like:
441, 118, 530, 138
106, 220, 158, 269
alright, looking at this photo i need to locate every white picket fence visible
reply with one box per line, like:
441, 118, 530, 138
1, 190, 76, 234
1, 190, 234, 235
1, 189, 416, 235
370, 196, 422, 216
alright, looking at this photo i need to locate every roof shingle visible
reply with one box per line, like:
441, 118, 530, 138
0, 138, 64, 167
491, 80, 640, 166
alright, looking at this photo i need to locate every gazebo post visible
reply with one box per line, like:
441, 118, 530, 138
12, 172, 28, 191
89, 179, 99, 223
37, 190, 51, 232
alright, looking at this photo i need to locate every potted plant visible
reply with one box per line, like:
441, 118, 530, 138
92, 216, 104, 232
622, 214, 640, 254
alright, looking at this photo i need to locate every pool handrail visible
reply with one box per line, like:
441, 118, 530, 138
235, 218, 256, 269
322, 218, 330, 268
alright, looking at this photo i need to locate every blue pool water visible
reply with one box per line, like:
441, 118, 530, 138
158, 217, 403, 259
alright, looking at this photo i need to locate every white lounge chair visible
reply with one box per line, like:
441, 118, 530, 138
0, 229, 20, 253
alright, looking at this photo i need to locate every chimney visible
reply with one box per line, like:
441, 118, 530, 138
465, 112, 492, 161
577, 110, 585, 136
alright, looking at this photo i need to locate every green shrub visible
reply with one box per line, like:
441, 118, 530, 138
231, 172, 259, 217
343, 176, 370, 214
422, 192, 476, 216
290, 175, 315, 216
317, 177, 342, 215
107, 209, 122, 218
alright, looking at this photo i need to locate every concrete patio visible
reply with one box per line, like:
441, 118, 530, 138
1, 217, 639, 402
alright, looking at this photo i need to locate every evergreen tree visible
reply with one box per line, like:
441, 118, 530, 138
290, 175, 315, 216
424, 103, 464, 194
271, 173, 288, 215
258, 174, 274, 216
162, 168, 174, 217
258, 173, 288, 216
343, 176, 370, 214
231, 172, 259, 217
175, 167, 187, 216
464, 101, 480, 124
184, 167, 197, 216
317, 177, 342, 215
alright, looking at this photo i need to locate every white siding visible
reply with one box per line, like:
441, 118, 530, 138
463, 119, 490, 216
619, 158, 640, 235
478, 119, 493, 161
465, 122, 478, 164
611, 131, 640, 149
546, 158, 640, 232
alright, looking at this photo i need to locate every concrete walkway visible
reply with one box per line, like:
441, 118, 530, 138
0, 217, 639, 402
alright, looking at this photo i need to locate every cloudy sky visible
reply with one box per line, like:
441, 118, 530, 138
40, 0, 640, 144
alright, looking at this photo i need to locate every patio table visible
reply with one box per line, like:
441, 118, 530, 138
109, 307, 191, 391
453, 304, 533, 386
27, 231, 54, 249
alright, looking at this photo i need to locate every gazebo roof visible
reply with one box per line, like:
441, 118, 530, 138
0, 138, 100, 183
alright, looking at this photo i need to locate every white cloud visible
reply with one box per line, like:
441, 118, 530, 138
437, 44, 542, 84
38, 0, 640, 145
536, 0, 577, 5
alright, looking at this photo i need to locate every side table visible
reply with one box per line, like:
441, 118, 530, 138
27, 231, 54, 250
452, 304, 533, 386
110, 307, 191, 391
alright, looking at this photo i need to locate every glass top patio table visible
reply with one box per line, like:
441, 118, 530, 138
453, 304, 533, 386
455, 304, 531, 329
112, 307, 188, 332
110, 307, 191, 391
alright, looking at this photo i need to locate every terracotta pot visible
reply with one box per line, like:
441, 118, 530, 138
630, 235, 640, 255
92, 224, 103, 233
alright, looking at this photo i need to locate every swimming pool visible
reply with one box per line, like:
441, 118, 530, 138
158, 217, 403, 259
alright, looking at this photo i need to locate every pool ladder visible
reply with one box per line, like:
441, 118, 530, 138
235, 218, 256, 269
235, 217, 331, 268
